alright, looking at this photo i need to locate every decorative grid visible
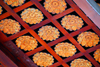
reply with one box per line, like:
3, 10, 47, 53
0, 0, 100, 67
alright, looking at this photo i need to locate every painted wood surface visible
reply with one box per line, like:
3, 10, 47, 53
0, 0, 100, 67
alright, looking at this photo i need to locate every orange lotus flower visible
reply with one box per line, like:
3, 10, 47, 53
33, 52, 54, 67
0, 6, 3, 14
94, 49, 100, 63
54, 42, 76, 57
77, 32, 99, 47
16, 36, 38, 51
0, 19, 21, 34
21, 8, 44, 24
38, 25, 60, 41
44, 0, 67, 14
71, 58, 92, 67
61, 15, 83, 31
4, 0, 25, 7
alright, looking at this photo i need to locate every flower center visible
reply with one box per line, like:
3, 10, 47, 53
85, 35, 92, 39
51, 1, 59, 7
70, 20, 75, 23
68, 19, 75, 25
62, 47, 68, 51
40, 56, 46, 61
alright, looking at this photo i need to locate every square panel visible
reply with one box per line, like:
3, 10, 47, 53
34, 22, 64, 43
89, 50, 100, 65
3, 0, 30, 9
73, 29, 100, 50
39, 0, 71, 16
66, 55, 95, 67
12, 32, 42, 53
57, 11, 88, 33
17, 3, 47, 27
0, 5, 7, 14
0, 16, 25, 37
51, 39, 80, 60
29, 49, 58, 67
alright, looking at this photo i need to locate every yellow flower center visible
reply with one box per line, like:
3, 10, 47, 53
63, 47, 67, 50
51, 1, 59, 7
85, 35, 92, 39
